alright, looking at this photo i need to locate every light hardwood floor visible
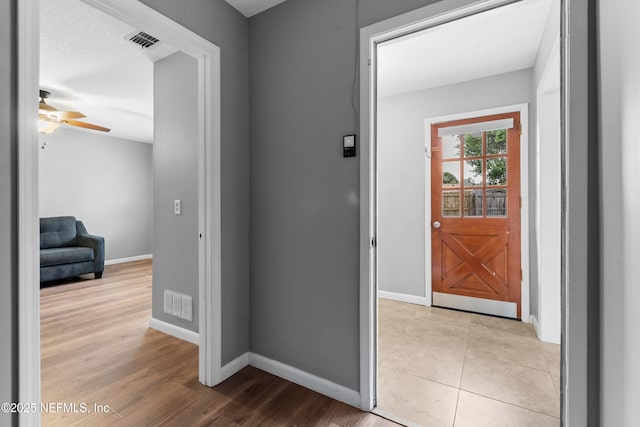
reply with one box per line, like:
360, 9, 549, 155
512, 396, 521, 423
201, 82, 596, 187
377, 298, 561, 427
41, 260, 397, 427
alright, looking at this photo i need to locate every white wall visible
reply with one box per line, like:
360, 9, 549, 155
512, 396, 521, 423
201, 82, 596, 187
377, 68, 534, 301
529, 0, 561, 344
533, 0, 560, 86
39, 127, 152, 261
599, 1, 640, 425
535, 86, 560, 343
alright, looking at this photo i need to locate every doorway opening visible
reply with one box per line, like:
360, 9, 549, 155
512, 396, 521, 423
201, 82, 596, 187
18, 0, 222, 424
360, 0, 564, 424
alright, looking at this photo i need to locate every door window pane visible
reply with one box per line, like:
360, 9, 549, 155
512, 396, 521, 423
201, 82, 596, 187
442, 191, 461, 217
486, 129, 507, 155
443, 161, 461, 188
463, 132, 483, 158
486, 157, 507, 186
487, 189, 507, 217
463, 190, 483, 217
463, 159, 483, 187
442, 135, 461, 159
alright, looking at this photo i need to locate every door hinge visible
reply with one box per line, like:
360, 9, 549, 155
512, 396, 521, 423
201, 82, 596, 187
368, 58, 371, 66
518, 122, 522, 135
520, 196, 522, 208
520, 269, 523, 281
370, 237, 377, 248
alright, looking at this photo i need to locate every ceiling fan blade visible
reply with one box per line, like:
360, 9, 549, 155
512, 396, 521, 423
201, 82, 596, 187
39, 102, 58, 112
50, 111, 86, 120
61, 119, 111, 133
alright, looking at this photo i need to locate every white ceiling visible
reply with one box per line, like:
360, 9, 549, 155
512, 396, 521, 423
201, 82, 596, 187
377, 0, 552, 98
40, 0, 177, 143
224, 0, 288, 17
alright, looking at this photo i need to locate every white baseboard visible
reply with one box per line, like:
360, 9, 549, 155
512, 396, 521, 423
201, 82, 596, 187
248, 353, 360, 408
378, 290, 428, 306
221, 352, 249, 383
149, 318, 199, 345
105, 254, 152, 266
530, 314, 540, 337
530, 314, 561, 344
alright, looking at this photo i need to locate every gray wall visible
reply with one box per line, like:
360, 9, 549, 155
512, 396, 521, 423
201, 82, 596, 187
153, 52, 199, 332
140, 0, 250, 363
598, 0, 640, 424
249, 0, 441, 391
39, 128, 152, 261
0, 0, 17, 425
377, 69, 534, 299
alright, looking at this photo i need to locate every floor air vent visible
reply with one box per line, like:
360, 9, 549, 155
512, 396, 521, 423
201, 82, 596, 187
126, 31, 160, 49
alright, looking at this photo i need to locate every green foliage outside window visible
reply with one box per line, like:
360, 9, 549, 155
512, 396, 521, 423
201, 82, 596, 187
443, 171, 459, 185
461, 130, 507, 186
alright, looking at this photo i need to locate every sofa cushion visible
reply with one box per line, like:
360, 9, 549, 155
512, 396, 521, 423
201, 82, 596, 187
40, 247, 94, 267
40, 216, 78, 249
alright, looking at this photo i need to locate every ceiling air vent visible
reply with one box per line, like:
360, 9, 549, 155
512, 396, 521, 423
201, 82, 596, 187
126, 31, 159, 49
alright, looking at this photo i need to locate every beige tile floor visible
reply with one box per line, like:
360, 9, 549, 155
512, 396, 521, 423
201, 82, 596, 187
377, 298, 560, 427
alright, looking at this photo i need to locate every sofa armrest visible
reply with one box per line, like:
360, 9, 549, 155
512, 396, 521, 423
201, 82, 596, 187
76, 221, 105, 273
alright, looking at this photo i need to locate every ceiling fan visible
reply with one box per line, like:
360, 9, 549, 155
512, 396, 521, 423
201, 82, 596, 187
38, 90, 111, 134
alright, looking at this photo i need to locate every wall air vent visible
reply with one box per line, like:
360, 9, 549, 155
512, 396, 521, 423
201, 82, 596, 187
126, 31, 160, 49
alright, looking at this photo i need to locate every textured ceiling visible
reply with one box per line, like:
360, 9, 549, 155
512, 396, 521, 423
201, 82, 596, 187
378, 0, 553, 98
224, 0, 288, 17
40, 0, 177, 143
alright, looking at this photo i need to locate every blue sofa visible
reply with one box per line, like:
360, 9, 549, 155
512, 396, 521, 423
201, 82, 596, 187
40, 216, 105, 282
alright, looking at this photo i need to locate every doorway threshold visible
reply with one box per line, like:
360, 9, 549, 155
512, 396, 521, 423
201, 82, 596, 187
432, 292, 517, 318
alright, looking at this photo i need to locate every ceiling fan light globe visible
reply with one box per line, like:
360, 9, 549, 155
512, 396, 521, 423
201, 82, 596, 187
38, 118, 59, 134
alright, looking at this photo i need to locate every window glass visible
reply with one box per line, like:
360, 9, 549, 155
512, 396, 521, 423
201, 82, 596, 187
442, 135, 461, 159
487, 189, 507, 217
486, 157, 507, 186
463, 132, 483, 158
443, 161, 461, 188
442, 191, 461, 217
463, 190, 483, 217
463, 159, 483, 187
486, 129, 507, 155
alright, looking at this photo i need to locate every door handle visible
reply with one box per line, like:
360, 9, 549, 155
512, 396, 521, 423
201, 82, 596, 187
433, 221, 441, 229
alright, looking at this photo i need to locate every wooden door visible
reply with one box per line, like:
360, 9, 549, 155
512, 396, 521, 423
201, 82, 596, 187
431, 112, 521, 318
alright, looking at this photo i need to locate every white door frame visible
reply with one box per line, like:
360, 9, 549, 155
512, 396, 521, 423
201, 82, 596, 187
423, 104, 530, 321
17, 1, 222, 425
359, 0, 591, 424
535, 35, 561, 344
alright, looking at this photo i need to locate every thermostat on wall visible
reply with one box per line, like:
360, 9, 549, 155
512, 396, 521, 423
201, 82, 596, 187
343, 134, 356, 157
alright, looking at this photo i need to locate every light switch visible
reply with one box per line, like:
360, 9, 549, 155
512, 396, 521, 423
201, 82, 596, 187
174, 200, 181, 215
343, 134, 356, 157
